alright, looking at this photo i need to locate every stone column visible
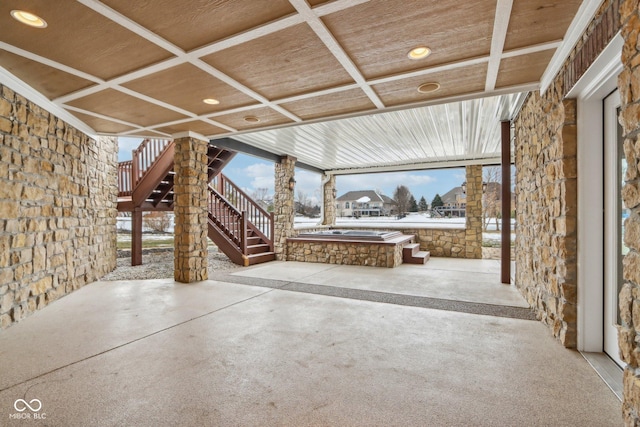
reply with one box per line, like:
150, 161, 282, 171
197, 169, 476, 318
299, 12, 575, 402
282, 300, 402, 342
322, 174, 336, 226
617, 1, 640, 423
173, 135, 208, 283
273, 156, 296, 260
464, 165, 483, 259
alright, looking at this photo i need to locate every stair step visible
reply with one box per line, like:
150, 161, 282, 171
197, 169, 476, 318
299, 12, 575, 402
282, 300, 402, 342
404, 250, 430, 264
247, 251, 276, 265
402, 243, 420, 256
247, 235, 261, 243
246, 243, 271, 254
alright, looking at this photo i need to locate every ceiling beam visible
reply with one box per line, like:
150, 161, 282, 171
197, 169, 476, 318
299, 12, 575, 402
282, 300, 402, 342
211, 137, 325, 174
288, 0, 385, 109
485, 0, 513, 91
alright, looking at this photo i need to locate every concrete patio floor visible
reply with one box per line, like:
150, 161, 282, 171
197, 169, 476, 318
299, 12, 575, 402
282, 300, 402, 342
0, 258, 621, 426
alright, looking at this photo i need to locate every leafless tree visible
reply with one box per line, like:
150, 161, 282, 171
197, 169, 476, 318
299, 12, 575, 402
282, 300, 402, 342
483, 167, 501, 231
251, 187, 269, 202
393, 185, 412, 216
143, 211, 172, 233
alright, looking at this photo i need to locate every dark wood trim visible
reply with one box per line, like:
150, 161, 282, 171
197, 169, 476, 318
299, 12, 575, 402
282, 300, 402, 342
132, 209, 143, 266
501, 120, 511, 284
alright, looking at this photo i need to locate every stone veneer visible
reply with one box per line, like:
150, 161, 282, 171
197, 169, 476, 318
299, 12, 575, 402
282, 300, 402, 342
514, 93, 578, 348
273, 156, 296, 260
322, 174, 336, 226
465, 165, 484, 259
286, 236, 409, 268
0, 84, 117, 329
617, 0, 640, 424
173, 136, 208, 283
294, 226, 467, 258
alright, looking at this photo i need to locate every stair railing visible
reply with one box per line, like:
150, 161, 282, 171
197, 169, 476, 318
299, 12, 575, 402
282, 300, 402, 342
207, 186, 246, 250
131, 138, 172, 187
211, 174, 274, 250
117, 160, 133, 196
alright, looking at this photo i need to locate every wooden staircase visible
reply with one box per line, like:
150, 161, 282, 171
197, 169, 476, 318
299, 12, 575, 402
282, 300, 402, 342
117, 138, 275, 266
402, 243, 430, 264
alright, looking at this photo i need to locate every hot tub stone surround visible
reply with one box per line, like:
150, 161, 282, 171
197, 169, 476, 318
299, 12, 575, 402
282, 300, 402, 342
286, 233, 413, 267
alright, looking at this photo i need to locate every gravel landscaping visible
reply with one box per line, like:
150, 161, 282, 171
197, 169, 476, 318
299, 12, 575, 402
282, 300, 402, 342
102, 246, 241, 281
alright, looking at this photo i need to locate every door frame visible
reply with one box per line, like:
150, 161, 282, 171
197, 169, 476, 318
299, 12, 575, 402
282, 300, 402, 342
567, 34, 623, 352
603, 90, 625, 366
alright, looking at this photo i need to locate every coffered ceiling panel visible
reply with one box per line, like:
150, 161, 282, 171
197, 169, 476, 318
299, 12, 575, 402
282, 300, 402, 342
504, 0, 583, 51
280, 88, 376, 121
373, 63, 488, 107
154, 120, 226, 137
211, 107, 294, 131
0, 0, 597, 171
496, 50, 556, 89
0, 0, 173, 80
122, 63, 258, 116
68, 111, 136, 134
0, 50, 95, 99
202, 24, 354, 100
322, 0, 495, 80
66, 89, 187, 128
101, 0, 296, 52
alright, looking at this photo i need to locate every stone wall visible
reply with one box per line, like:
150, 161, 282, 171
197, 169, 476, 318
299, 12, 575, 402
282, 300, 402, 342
286, 238, 406, 268
273, 156, 296, 260
616, 0, 640, 424
0, 84, 117, 329
511, 0, 624, 348
465, 165, 484, 259
173, 136, 208, 283
322, 174, 336, 226
294, 226, 467, 258
514, 93, 578, 348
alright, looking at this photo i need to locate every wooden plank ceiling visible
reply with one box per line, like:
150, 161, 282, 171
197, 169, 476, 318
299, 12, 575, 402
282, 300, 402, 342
0, 0, 584, 170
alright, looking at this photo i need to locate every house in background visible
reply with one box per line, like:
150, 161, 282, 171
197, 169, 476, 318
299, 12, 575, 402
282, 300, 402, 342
336, 190, 396, 217
438, 186, 467, 217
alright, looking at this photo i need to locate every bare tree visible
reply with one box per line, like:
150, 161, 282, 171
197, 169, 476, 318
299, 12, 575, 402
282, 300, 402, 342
251, 187, 269, 202
483, 167, 501, 231
143, 211, 172, 233
296, 190, 310, 215
393, 185, 411, 216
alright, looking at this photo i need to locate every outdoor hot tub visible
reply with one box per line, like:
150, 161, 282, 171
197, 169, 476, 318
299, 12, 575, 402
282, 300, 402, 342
295, 229, 403, 241
286, 229, 414, 267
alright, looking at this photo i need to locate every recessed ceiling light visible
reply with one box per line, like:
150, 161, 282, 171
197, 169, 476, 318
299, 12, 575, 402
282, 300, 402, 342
417, 82, 440, 93
243, 116, 260, 123
10, 10, 47, 28
203, 98, 220, 105
408, 46, 431, 60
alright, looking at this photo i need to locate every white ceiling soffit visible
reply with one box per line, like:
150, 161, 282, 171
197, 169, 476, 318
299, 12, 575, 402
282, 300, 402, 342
229, 92, 526, 174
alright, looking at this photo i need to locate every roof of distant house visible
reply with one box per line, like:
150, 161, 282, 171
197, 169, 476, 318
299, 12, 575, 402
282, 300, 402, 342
337, 190, 396, 204
441, 186, 463, 204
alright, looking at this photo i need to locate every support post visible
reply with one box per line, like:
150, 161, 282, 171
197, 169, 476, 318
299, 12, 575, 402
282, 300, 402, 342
173, 135, 209, 283
501, 120, 511, 284
131, 208, 142, 266
273, 156, 296, 260
322, 174, 336, 226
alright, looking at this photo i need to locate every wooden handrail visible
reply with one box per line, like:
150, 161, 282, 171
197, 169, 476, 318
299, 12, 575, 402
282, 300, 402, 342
132, 138, 172, 186
117, 160, 133, 196
210, 174, 273, 247
207, 186, 244, 248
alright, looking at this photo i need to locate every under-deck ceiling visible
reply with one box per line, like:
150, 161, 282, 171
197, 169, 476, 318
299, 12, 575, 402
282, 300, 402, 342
0, 0, 594, 171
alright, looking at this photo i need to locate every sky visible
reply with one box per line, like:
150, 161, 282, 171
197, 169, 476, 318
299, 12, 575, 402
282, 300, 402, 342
118, 137, 469, 206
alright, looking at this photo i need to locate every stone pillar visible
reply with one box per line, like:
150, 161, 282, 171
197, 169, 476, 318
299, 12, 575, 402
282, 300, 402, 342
322, 174, 336, 226
464, 165, 483, 259
274, 156, 296, 260
173, 135, 208, 283
617, 1, 640, 423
